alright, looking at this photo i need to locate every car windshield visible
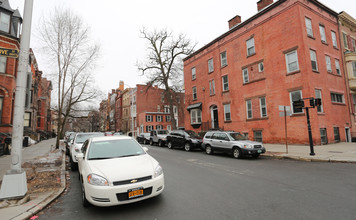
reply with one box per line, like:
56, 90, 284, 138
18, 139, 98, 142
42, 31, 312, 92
229, 132, 248, 141
75, 133, 104, 144
68, 133, 76, 141
185, 130, 199, 138
157, 130, 168, 135
88, 139, 146, 160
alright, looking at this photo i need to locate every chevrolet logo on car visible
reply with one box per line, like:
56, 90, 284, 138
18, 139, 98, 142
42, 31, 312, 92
130, 179, 138, 183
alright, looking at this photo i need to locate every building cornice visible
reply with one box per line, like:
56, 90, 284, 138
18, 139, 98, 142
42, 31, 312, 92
339, 12, 356, 32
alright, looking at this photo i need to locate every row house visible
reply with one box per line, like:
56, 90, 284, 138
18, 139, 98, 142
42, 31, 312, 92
183, 0, 351, 145
98, 100, 108, 131
338, 12, 356, 142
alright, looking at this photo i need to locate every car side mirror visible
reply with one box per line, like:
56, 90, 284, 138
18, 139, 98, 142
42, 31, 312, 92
76, 153, 84, 160
143, 147, 148, 152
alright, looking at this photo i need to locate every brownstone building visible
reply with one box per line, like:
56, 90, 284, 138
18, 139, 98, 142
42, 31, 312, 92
183, 0, 351, 145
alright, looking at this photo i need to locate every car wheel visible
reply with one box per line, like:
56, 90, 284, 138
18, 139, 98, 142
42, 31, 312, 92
167, 141, 173, 149
158, 140, 163, 147
70, 156, 78, 171
143, 139, 148, 145
81, 182, 90, 207
184, 142, 191, 152
205, 145, 213, 155
233, 147, 242, 159
150, 139, 154, 146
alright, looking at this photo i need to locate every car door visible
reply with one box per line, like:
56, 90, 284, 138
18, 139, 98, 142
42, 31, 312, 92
218, 133, 231, 153
175, 130, 185, 147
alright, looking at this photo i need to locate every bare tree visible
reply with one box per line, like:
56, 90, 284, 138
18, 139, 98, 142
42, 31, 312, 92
38, 7, 100, 148
138, 28, 195, 129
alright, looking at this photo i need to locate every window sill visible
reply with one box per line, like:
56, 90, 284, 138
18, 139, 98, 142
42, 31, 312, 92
246, 117, 268, 122
246, 53, 256, 58
331, 102, 346, 106
209, 94, 215, 97
286, 70, 300, 76
328, 72, 342, 77
307, 35, 315, 40
243, 77, 266, 85
317, 112, 325, 116
312, 70, 319, 73
222, 90, 229, 94
224, 120, 232, 123
290, 113, 305, 117
321, 41, 328, 46
333, 46, 339, 50
192, 78, 196, 81
208, 71, 214, 74
221, 64, 227, 69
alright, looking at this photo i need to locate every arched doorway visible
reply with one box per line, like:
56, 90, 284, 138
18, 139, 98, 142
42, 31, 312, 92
210, 105, 218, 129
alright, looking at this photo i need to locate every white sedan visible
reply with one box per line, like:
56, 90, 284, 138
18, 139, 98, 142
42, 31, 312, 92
77, 136, 164, 207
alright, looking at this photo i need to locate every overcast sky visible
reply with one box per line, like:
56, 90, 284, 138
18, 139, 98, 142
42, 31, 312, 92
8, 0, 356, 95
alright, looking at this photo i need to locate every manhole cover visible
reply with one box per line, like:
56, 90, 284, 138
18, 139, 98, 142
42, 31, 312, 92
328, 151, 343, 153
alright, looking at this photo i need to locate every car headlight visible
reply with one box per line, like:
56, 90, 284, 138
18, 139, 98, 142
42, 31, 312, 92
87, 174, 109, 186
243, 144, 253, 149
154, 164, 163, 178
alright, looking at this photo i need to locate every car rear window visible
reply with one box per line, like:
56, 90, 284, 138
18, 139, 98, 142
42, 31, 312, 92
204, 133, 213, 139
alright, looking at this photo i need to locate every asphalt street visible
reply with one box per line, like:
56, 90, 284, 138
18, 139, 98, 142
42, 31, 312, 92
37, 144, 356, 220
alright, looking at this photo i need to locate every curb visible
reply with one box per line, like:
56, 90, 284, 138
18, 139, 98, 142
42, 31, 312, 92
14, 151, 67, 220
262, 153, 356, 164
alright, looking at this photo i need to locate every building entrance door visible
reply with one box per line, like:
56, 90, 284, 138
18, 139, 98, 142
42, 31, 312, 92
345, 127, 351, 142
211, 105, 218, 129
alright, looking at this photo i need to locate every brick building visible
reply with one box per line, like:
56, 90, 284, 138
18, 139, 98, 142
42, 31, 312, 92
338, 12, 356, 142
183, 0, 351, 145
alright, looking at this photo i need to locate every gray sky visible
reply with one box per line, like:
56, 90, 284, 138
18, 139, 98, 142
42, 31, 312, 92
9, 0, 356, 95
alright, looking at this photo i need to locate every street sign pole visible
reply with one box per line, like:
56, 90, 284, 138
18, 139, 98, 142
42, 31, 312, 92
284, 106, 288, 154
0, 0, 34, 199
305, 107, 315, 156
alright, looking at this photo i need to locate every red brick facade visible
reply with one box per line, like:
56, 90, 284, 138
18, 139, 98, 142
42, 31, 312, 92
184, 0, 350, 145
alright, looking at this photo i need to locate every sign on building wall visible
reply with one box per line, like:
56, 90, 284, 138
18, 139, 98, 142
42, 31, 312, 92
0, 47, 19, 58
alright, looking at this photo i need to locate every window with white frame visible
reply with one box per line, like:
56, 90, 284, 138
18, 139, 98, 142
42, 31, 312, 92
166, 115, 171, 122
352, 38, 356, 51
156, 115, 162, 122
343, 32, 348, 49
192, 86, 197, 100
146, 115, 152, 122
246, 37, 255, 56
167, 125, 171, 131
24, 112, 31, 127
161, 93, 165, 103
164, 105, 170, 113
258, 62, 264, 72
331, 31, 338, 48
260, 97, 267, 117
253, 130, 263, 142
0, 97, 3, 124
208, 58, 214, 73
246, 100, 252, 119
320, 128, 328, 144
285, 50, 299, 73
319, 25, 326, 43
310, 50, 318, 71
315, 89, 323, 113
209, 79, 215, 95
325, 55, 332, 73
224, 104, 231, 121
353, 94, 356, 113
0, 12, 10, 33
220, 51, 227, 67
353, 61, 356, 77
157, 105, 161, 112
305, 17, 313, 37
146, 125, 154, 132
0, 56, 6, 73
290, 90, 303, 114
222, 75, 229, 91
243, 68, 249, 83
334, 127, 340, 142
335, 59, 341, 75
156, 125, 163, 130
192, 67, 196, 80
190, 109, 202, 124
330, 92, 344, 103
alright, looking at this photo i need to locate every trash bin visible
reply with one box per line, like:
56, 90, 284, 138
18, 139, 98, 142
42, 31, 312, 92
23, 136, 29, 147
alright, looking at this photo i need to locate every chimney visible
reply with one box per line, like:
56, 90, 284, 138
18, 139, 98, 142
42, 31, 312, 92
228, 15, 241, 30
257, 0, 273, 12
119, 80, 124, 91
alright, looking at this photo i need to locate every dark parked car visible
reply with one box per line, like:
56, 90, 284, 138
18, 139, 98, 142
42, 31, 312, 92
166, 130, 203, 151
136, 133, 150, 144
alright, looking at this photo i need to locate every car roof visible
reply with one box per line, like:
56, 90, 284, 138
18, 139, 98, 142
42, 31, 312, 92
90, 136, 133, 142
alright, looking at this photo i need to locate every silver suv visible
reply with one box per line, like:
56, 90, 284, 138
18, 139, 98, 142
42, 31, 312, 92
202, 131, 265, 159
150, 130, 169, 147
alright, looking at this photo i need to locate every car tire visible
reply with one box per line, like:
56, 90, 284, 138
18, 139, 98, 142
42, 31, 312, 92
233, 147, 242, 159
81, 182, 90, 207
143, 139, 148, 145
150, 139, 154, 146
184, 142, 191, 152
158, 140, 163, 147
205, 145, 213, 155
70, 156, 78, 171
167, 141, 173, 149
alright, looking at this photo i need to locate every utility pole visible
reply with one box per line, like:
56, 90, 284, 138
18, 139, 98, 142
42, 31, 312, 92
0, 0, 34, 199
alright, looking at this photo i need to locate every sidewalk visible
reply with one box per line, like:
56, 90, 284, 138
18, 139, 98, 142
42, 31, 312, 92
0, 138, 66, 220
0, 140, 354, 220
263, 142, 356, 163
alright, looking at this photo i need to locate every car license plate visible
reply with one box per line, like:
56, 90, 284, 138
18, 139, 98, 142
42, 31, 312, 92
128, 187, 144, 199
257, 150, 262, 153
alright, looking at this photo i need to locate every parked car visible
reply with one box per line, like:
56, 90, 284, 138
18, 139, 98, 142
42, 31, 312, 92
149, 130, 169, 147
113, 132, 124, 136
104, 131, 114, 136
136, 133, 150, 145
76, 136, 164, 207
166, 130, 203, 151
202, 131, 266, 158
65, 132, 76, 155
69, 132, 105, 170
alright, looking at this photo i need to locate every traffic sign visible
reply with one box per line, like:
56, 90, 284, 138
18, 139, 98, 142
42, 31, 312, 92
0, 47, 19, 58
